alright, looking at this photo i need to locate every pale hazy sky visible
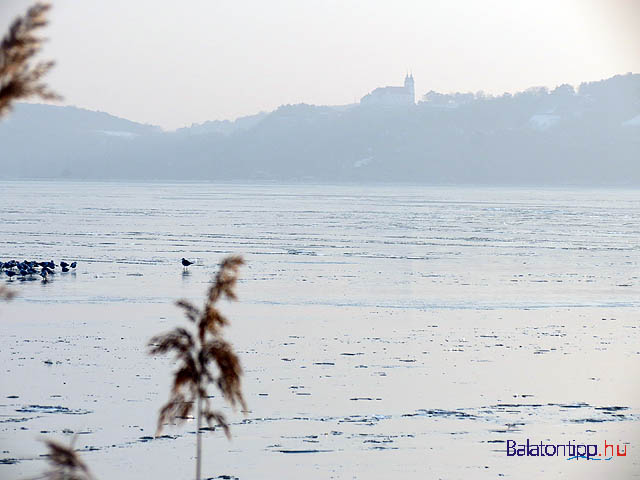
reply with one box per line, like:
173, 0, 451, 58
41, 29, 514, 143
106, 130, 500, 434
1, 0, 638, 129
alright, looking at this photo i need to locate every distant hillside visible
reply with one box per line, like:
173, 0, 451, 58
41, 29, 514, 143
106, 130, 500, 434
1, 73, 639, 185
0, 104, 161, 178
173, 112, 268, 137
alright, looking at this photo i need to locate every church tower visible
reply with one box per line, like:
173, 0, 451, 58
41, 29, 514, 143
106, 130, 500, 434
404, 73, 415, 104
360, 73, 416, 106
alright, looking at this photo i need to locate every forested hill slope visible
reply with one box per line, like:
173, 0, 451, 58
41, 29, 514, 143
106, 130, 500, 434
1, 73, 638, 185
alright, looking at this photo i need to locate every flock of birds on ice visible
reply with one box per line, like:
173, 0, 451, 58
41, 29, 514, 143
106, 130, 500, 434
2, 257, 195, 284
2, 259, 77, 283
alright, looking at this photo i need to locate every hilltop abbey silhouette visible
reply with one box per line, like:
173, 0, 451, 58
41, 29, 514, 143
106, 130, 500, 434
360, 73, 415, 106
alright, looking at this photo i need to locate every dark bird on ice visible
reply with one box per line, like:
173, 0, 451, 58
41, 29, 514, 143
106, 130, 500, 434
70, 262, 77, 269
181, 258, 194, 268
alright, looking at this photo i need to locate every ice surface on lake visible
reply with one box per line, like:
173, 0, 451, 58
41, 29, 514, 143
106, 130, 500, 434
0, 182, 638, 479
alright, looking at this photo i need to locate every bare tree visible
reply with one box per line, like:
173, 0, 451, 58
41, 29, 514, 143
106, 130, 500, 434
149, 256, 247, 480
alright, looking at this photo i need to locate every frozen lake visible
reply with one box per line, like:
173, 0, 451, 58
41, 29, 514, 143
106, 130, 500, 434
1, 181, 639, 479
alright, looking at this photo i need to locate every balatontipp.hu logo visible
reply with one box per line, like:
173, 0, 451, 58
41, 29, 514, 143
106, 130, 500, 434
506, 439, 628, 461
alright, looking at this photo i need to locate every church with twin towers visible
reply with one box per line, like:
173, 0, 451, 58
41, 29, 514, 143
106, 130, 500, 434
360, 73, 415, 106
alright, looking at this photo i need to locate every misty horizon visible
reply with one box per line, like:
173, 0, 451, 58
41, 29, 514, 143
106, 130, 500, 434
2, 72, 638, 185
14, 70, 637, 131
2, 0, 639, 129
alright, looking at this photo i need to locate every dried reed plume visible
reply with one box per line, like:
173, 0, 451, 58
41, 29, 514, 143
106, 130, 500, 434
149, 255, 246, 480
41, 438, 94, 480
0, 2, 61, 118
0, 285, 16, 301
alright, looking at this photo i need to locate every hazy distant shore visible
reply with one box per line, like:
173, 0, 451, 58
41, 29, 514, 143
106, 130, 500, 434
1, 73, 638, 185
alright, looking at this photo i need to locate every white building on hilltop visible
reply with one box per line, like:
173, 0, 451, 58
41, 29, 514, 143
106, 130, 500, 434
360, 74, 415, 106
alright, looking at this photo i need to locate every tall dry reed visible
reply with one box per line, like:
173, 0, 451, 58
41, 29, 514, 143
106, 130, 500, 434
0, 285, 16, 301
0, 2, 60, 117
40, 438, 94, 480
149, 256, 247, 480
